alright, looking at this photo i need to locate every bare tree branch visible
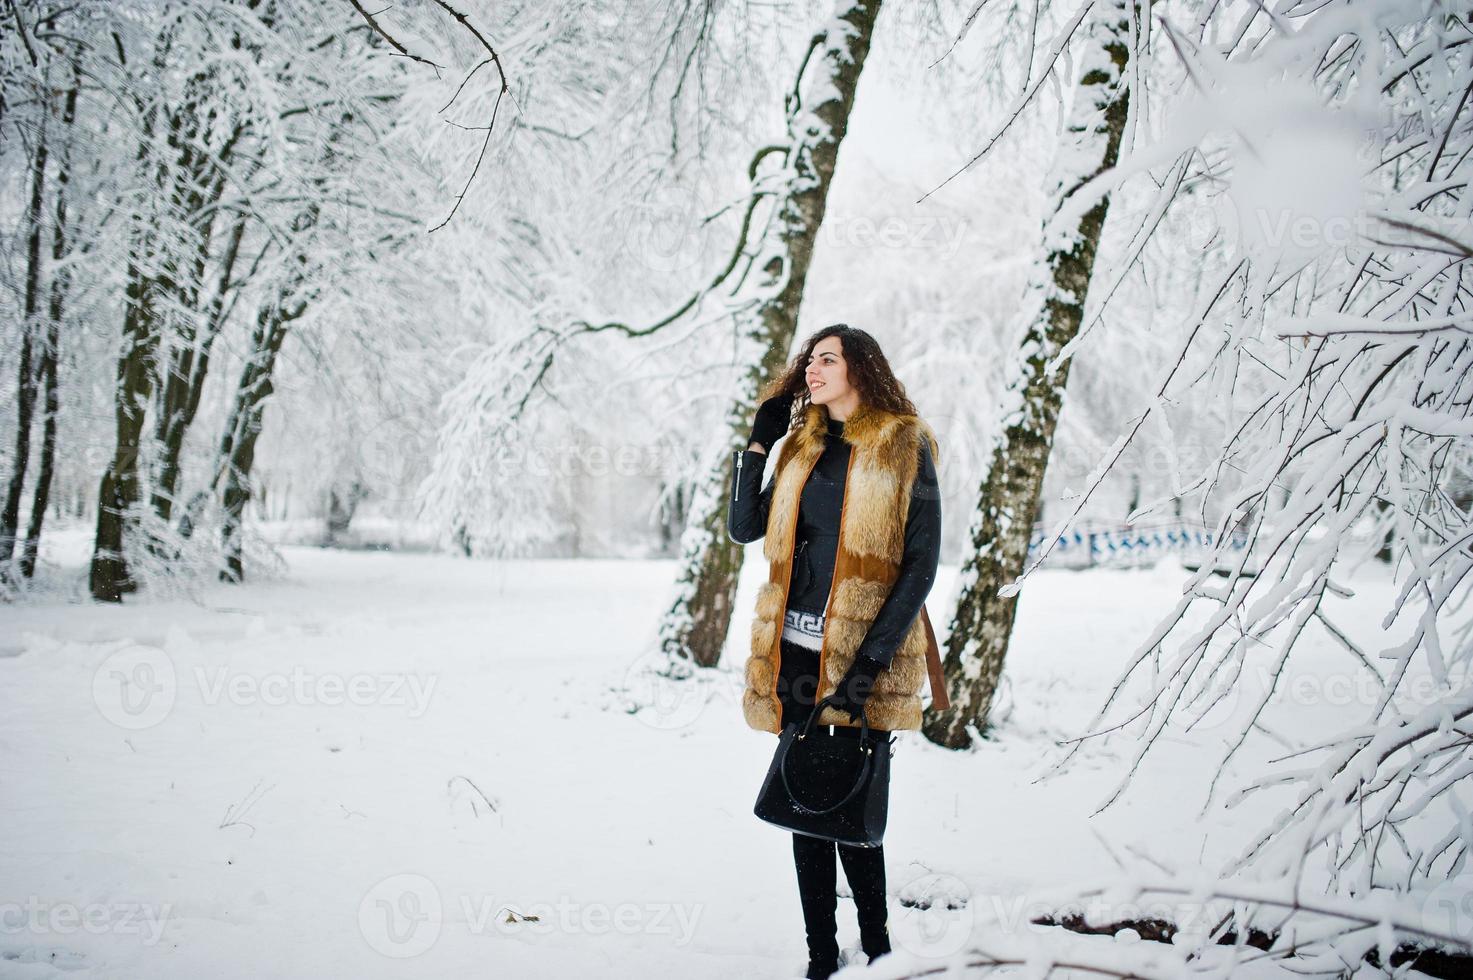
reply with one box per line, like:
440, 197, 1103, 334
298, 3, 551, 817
343, 0, 442, 68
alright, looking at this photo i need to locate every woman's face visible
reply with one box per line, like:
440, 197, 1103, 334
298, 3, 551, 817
804, 336, 853, 407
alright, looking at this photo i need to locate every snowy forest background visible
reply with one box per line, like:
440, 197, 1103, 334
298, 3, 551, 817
2, 0, 1472, 977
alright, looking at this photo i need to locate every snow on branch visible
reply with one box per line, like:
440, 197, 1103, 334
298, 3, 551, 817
342, 0, 515, 230
420, 4, 873, 556
1013, 0, 1473, 962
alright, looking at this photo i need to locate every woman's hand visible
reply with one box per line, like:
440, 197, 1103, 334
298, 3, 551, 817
825, 655, 886, 723
748, 392, 795, 456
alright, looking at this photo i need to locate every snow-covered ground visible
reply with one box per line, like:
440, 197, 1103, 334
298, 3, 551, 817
0, 532, 1462, 978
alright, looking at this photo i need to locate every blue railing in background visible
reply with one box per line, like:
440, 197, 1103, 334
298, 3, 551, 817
1026, 519, 1251, 570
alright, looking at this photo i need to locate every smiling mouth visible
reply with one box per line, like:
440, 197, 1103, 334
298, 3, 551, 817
808, 382, 824, 390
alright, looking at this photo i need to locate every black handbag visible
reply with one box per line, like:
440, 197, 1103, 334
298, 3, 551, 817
753, 695, 893, 847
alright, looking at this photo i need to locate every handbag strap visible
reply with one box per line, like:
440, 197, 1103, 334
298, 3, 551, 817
780, 737, 875, 816
779, 696, 876, 815
921, 605, 951, 712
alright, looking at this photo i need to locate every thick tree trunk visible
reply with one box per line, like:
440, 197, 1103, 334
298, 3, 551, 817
90, 65, 231, 599
90, 261, 162, 601
656, 0, 883, 668
0, 91, 49, 572
923, 0, 1136, 748
20, 73, 79, 580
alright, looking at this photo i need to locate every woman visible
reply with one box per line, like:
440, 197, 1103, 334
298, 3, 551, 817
727, 324, 942, 980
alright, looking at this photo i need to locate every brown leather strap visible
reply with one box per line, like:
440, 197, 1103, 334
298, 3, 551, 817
921, 605, 950, 712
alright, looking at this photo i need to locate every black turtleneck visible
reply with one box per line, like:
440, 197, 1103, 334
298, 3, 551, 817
726, 414, 942, 669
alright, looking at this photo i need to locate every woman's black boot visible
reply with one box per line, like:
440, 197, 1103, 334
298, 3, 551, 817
793, 834, 841, 977
804, 953, 841, 980
859, 922, 892, 961
838, 841, 891, 962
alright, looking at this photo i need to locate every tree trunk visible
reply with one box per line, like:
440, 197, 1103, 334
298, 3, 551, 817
923, 0, 1136, 748
90, 62, 231, 599
150, 166, 241, 528
150, 16, 260, 534
326, 482, 368, 544
0, 84, 49, 573
90, 259, 162, 601
656, 0, 883, 668
217, 295, 300, 582
20, 71, 79, 580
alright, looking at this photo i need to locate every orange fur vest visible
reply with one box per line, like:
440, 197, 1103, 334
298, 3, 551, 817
741, 401, 940, 734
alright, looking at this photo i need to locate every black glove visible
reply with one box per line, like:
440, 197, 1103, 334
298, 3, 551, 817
748, 392, 795, 454
824, 654, 886, 723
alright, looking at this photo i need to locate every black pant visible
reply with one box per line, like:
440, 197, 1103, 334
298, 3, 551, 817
776, 638, 892, 964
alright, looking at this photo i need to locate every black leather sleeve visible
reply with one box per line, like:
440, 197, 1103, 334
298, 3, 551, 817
727, 449, 776, 544
853, 441, 942, 668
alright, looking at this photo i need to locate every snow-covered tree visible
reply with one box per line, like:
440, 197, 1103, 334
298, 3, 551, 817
1002, 0, 1473, 967
924, 0, 1142, 748
0, 1, 441, 597
416, 0, 892, 678
655, 0, 886, 668
0, 8, 101, 586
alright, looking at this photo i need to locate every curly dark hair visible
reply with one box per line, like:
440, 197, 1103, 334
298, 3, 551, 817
761, 323, 918, 423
